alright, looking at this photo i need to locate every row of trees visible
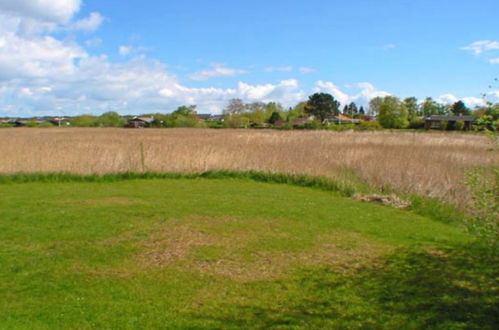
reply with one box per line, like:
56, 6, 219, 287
5, 93, 496, 131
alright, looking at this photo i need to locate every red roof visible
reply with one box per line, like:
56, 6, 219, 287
336, 114, 355, 121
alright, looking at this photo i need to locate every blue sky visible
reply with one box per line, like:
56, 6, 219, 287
0, 0, 498, 116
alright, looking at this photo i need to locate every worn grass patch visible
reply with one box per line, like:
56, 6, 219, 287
138, 216, 393, 281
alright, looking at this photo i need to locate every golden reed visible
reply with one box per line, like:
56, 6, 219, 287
0, 128, 496, 205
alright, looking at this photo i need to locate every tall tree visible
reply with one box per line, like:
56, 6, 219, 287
347, 102, 358, 117
368, 97, 384, 116
451, 100, 471, 116
304, 93, 340, 122
223, 98, 246, 115
421, 97, 441, 116
378, 96, 409, 129
404, 97, 419, 121
173, 105, 197, 116
359, 106, 365, 115
343, 105, 349, 115
268, 111, 282, 124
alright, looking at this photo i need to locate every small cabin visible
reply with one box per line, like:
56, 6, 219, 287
424, 115, 474, 130
127, 116, 154, 128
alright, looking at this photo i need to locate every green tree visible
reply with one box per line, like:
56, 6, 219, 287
70, 114, 98, 127
304, 93, 340, 122
404, 97, 419, 121
421, 97, 440, 116
268, 111, 282, 124
451, 100, 471, 116
347, 102, 358, 117
359, 106, 365, 115
173, 105, 197, 116
287, 101, 307, 120
97, 112, 126, 127
342, 104, 349, 115
368, 96, 384, 116
378, 96, 409, 129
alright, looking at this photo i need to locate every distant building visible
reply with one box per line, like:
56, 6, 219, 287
49, 117, 71, 126
424, 115, 474, 130
127, 116, 154, 128
197, 114, 224, 122
324, 114, 361, 125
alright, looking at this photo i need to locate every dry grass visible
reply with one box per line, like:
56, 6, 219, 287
0, 128, 496, 204
139, 216, 391, 281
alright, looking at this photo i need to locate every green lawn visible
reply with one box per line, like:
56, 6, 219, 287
0, 177, 497, 329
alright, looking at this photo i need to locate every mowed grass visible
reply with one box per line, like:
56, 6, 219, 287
0, 178, 497, 329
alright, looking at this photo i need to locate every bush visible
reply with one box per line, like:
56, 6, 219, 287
439, 120, 448, 130
455, 120, 465, 131
304, 120, 323, 130
356, 121, 382, 131
465, 167, 499, 252
327, 124, 355, 131
38, 122, 55, 128
409, 118, 425, 129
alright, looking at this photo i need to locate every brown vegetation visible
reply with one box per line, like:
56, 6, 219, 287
139, 216, 391, 281
0, 128, 496, 205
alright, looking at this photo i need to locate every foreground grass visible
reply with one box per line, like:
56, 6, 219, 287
0, 177, 497, 328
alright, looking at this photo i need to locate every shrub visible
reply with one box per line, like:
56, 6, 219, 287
38, 122, 55, 128
439, 120, 448, 130
464, 167, 499, 252
356, 121, 382, 131
327, 124, 355, 131
409, 118, 425, 129
455, 120, 465, 131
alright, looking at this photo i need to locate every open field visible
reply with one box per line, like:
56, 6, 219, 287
0, 128, 496, 206
1, 177, 497, 328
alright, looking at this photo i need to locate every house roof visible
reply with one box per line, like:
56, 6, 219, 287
130, 116, 154, 123
424, 115, 474, 122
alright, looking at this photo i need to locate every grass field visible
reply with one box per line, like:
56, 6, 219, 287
1, 176, 497, 329
0, 128, 497, 206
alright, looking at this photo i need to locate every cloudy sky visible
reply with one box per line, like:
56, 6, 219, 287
0, 0, 498, 116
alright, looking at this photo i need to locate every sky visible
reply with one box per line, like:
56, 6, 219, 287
0, 0, 498, 117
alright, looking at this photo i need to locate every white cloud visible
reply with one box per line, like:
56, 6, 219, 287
313, 81, 390, 106
0, 0, 81, 24
437, 94, 486, 108
382, 44, 396, 50
489, 58, 499, 64
85, 37, 102, 47
189, 63, 247, 80
265, 66, 293, 72
461, 40, 499, 55
313, 81, 350, 105
118, 44, 148, 57
119, 46, 131, 56
436, 93, 459, 104
462, 97, 486, 108
70, 12, 103, 32
299, 67, 316, 74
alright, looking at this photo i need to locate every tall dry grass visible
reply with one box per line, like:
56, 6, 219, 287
0, 128, 496, 205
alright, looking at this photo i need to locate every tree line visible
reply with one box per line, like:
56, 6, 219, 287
2, 93, 498, 131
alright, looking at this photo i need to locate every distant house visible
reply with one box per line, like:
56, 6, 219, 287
197, 114, 224, 122
424, 115, 474, 130
49, 117, 71, 127
127, 116, 154, 128
324, 114, 361, 125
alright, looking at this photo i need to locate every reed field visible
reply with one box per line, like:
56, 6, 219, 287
0, 128, 496, 205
